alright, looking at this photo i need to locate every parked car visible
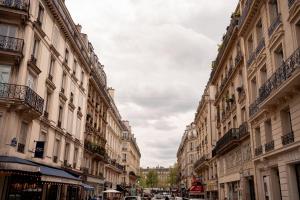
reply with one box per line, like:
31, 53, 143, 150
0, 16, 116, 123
124, 196, 142, 200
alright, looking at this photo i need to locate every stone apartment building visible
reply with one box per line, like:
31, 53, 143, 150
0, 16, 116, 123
0, 0, 141, 199
140, 166, 171, 188
104, 88, 125, 190
177, 123, 198, 189
177, 0, 300, 200
121, 121, 141, 188
193, 86, 218, 199
82, 55, 110, 195
0, 0, 92, 199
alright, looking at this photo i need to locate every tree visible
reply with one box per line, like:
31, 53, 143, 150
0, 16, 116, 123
137, 175, 147, 188
168, 164, 179, 187
146, 170, 158, 188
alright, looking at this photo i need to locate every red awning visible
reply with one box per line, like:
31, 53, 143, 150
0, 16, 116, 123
188, 185, 204, 193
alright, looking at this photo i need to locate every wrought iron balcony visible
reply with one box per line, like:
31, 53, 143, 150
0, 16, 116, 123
250, 47, 300, 117
0, 35, 24, 55
214, 128, 239, 155
265, 140, 274, 152
282, 131, 294, 146
0, 0, 29, 12
193, 155, 207, 170
0, 83, 44, 115
238, 0, 254, 28
288, 0, 297, 8
268, 14, 281, 37
255, 145, 263, 156
84, 139, 106, 159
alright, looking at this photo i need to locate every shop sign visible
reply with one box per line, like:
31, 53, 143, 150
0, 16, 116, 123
34, 141, 45, 158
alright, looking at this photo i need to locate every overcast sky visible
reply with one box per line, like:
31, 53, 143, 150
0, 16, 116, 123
66, 0, 238, 167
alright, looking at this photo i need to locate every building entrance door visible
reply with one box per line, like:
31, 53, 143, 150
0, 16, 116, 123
296, 164, 300, 198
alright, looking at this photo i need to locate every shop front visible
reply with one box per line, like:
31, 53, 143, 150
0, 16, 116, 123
0, 156, 82, 200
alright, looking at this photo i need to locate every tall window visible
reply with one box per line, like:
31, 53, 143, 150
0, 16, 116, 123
268, 0, 279, 22
260, 65, 267, 86
255, 127, 261, 147
274, 44, 284, 68
247, 34, 254, 56
64, 142, 70, 163
0, 65, 11, 83
48, 57, 55, 80
37, 4, 44, 26
81, 70, 84, 85
0, 24, 17, 37
280, 107, 293, 135
64, 49, 69, 64
70, 82, 75, 103
256, 19, 263, 43
251, 77, 257, 102
75, 116, 81, 139
61, 72, 66, 93
241, 107, 246, 123
73, 147, 78, 168
53, 137, 60, 163
26, 72, 36, 90
17, 122, 29, 153
264, 119, 273, 143
44, 92, 51, 116
58, 104, 63, 127
67, 109, 74, 134
32, 38, 40, 60
73, 59, 77, 75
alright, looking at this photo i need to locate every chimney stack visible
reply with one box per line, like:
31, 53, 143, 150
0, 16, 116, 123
108, 87, 115, 99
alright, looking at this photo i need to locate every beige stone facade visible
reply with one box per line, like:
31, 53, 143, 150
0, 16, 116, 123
177, 123, 198, 189
0, 0, 141, 199
121, 121, 141, 187
178, 0, 300, 200
140, 166, 171, 188
193, 86, 218, 199
104, 88, 125, 189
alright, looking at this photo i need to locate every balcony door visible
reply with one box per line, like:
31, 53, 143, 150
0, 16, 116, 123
0, 65, 11, 83
0, 24, 17, 37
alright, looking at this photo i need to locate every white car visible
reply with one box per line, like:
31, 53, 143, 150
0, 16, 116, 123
124, 196, 142, 200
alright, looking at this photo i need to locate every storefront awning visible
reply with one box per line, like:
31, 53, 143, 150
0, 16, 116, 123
0, 156, 81, 185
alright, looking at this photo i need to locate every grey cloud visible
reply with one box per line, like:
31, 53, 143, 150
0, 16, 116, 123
66, 0, 238, 167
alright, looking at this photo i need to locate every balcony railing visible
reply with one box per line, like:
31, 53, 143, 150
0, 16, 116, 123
282, 131, 294, 146
268, 14, 281, 37
247, 51, 256, 67
0, 83, 44, 114
0, 0, 29, 11
193, 155, 207, 170
265, 140, 274, 152
288, 0, 296, 8
84, 140, 106, 158
214, 128, 239, 155
0, 35, 24, 54
250, 47, 300, 116
255, 145, 263, 156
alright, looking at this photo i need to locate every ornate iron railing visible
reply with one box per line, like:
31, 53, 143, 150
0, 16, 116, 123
265, 140, 274, 152
288, 0, 296, 8
255, 145, 263, 156
215, 128, 239, 154
268, 14, 281, 37
0, 83, 44, 114
0, 35, 24, 53
0, 0, 29, 11
84, 139, 106, 157
282, 131, 294, 145
193, 155, 207, 169
235, 51, 243, 66
249, 47, 300, 116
